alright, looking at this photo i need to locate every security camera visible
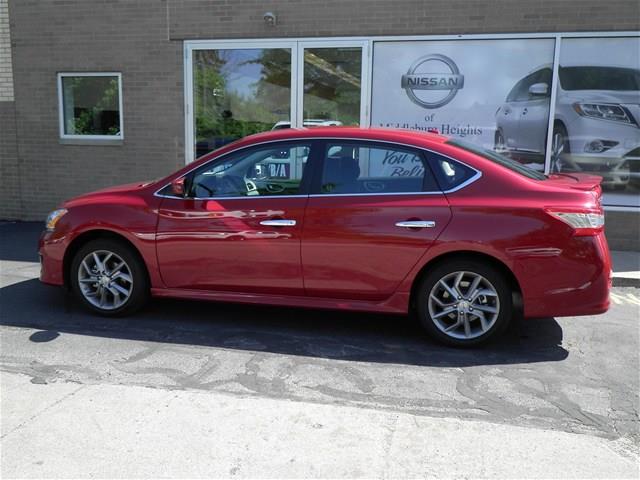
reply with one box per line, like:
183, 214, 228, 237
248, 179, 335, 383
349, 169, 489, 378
263, 11, 277, 26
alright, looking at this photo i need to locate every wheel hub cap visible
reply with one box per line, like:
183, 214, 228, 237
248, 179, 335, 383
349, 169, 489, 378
427, 271, 500, 340
77, 250, 133, 311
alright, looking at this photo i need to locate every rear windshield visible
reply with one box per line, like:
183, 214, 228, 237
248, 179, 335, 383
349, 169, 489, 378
559, 66, 640, 91
446, 139, 546, 180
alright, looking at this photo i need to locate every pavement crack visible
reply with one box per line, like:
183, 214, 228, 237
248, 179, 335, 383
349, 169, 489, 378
1, 382, 86, 440
382, 414, 399, 479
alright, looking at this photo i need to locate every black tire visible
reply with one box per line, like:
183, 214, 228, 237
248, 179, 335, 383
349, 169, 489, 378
494, 129, 506, 153
551, 124, 570, 172
70, 238, 149, 316
415, 259, 513, 347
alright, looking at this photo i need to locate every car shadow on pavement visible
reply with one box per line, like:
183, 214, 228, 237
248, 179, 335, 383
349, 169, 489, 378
0, 221, 42, 262
0, 278, 568, 367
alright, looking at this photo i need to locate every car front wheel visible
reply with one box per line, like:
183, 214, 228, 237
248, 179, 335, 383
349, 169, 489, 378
70, 239, 149, 316
416, 259, 512, 347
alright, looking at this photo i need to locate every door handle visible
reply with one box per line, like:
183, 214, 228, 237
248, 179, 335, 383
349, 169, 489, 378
522, 108, 528, 115
395, 220, 436, 229
259, 219, 296, 227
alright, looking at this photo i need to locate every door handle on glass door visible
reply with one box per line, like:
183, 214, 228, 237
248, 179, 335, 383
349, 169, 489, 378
395, 221, 436, 228
259, 219, 296, 227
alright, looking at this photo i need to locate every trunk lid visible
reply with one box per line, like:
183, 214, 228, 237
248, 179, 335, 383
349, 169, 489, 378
545, 173, 603, 204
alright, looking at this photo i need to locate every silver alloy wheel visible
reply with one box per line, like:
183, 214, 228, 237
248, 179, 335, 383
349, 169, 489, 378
77, 250, 133, 310
427, 271, 500, 340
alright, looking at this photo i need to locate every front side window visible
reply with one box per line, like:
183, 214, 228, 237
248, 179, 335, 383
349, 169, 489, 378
58, 73, 123, 139
187, 143, 310, 198
317, 142, 439, 195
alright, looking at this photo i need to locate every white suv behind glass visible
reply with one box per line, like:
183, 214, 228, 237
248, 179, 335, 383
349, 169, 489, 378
496, 65, 640, 189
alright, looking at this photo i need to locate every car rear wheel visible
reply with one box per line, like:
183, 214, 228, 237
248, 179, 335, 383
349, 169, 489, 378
70, 239, 149, 316
415, 259, 512, 347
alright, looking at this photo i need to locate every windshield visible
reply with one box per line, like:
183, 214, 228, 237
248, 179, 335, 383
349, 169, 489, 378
559, 66, 640, 91
446, 139, 546, 180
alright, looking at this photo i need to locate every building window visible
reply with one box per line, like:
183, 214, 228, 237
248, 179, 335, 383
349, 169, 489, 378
57, 73, 123, 141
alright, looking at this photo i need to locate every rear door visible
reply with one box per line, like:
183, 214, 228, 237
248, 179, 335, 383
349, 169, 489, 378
301, 140, 452, 301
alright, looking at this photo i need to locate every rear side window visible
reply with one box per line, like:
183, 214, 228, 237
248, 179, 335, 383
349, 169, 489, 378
446, 138, 546, 180
317, 142, 439, 195
426, 152, 478, 192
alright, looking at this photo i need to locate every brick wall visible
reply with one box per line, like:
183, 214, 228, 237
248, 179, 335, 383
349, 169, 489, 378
0, 101, 21, 219
4, 0, 184, 221
2, 0, 640, 227
0, 0, 13, 101
169, 0, 640, 39
0, 0, 20, 220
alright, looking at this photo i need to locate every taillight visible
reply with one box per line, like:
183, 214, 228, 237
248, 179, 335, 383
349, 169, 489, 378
546, 209, 605, 236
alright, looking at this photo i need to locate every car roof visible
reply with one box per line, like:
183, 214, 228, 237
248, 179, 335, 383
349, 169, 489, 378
234, 127, 449, 149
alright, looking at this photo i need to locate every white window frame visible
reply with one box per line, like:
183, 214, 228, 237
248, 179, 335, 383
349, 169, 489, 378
57, 72, 124, 141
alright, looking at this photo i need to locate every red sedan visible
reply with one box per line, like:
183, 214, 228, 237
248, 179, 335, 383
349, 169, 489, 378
39, 128, 611, 346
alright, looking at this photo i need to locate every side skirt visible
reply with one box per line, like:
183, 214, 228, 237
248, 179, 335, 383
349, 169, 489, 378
150, 288, 410, 315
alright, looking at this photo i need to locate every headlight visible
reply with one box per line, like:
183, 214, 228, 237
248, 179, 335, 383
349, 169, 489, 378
45, 209, 68, 232
573, 102, 636, 125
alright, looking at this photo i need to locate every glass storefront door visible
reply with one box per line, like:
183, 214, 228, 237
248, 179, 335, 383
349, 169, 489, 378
187, 41, 369, 163
300, 45, 366, 128
191, 46, 294, 159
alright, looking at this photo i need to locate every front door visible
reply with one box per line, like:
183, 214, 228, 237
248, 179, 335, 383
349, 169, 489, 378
301, 140, 452, 301
156, 141, 315, 295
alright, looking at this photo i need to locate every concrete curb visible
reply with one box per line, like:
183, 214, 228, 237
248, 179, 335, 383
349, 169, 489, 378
612, 276, 640, 288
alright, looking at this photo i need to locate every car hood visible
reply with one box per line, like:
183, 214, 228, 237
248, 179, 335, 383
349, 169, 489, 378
63, 181, 153, 207
561, 89, 640, 105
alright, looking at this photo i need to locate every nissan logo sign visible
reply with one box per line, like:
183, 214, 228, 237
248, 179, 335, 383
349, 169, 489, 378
401, 54, 464, 109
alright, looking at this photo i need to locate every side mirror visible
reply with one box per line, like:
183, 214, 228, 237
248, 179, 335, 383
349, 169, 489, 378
171, 177, 186, 197
529, 82, 549, 96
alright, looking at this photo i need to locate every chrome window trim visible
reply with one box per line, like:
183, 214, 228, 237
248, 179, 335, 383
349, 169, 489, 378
153, 136, 482, 200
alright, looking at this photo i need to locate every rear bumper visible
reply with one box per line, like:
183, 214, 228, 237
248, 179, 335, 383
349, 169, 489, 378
38, 230, 66, 286
518, 232, 611, 318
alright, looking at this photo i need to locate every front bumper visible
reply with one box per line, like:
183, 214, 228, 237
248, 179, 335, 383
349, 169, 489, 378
564, 116, 640, 185
38, 230, 67, 286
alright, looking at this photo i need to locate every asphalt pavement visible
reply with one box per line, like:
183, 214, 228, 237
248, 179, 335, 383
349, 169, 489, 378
1, 222, 638, 478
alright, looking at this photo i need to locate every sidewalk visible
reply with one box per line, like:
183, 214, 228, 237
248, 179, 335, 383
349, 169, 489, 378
1, 372, 637, 479
611, 250, 640, 287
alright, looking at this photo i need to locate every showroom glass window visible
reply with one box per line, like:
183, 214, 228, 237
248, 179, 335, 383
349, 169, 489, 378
302, 47, 363, 127
370, 39, 556, 171
553, 37, 640, 207
58, 73, 123, 140
193, 48, 292, 159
